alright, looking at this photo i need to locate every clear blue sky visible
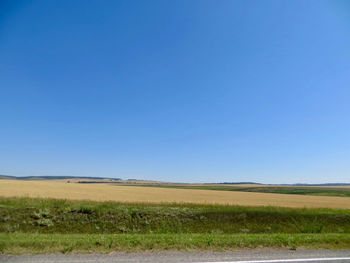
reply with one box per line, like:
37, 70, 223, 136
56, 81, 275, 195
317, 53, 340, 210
1, 0, 350, 183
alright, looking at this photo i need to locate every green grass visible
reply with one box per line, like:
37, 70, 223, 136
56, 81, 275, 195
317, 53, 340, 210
1, 197, 350, 234
1, 197, 350, 253
115, 184, 350, 197
1, 233, 350, 254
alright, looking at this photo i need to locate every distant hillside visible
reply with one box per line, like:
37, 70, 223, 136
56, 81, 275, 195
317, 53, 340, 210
0, 174, 348, 186
218, 182, 262, 185
0, 175, 121, 181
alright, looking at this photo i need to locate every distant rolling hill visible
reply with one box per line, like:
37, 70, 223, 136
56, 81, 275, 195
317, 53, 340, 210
0, 174, 121, 181
0, 174, 349, 186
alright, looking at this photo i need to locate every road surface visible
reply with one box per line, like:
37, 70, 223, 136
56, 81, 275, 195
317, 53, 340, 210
1, 249, 350, 263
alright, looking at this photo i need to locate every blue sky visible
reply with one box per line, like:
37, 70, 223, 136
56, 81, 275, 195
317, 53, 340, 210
1, 0, 350, 183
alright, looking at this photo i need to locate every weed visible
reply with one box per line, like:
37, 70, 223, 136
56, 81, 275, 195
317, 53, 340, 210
78, 205, 94, 214
36, 218, 53, 227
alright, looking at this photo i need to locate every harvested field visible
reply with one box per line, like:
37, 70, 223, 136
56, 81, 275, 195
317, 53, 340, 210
0, 179, 349, 209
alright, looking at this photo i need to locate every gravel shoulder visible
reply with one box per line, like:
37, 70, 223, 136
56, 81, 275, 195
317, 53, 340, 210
1, 249, 350, 263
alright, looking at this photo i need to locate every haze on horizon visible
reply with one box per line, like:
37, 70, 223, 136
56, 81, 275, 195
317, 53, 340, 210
1, 0, 350, 184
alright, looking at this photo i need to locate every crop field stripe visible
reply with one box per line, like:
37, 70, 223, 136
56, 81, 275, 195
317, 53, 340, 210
199, 258, 350, 263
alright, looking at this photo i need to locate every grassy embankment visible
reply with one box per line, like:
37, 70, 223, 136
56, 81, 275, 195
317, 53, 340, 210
1, 197, 350, 253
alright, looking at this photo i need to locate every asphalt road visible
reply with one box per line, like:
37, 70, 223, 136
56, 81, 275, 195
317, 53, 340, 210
1, 249, 350, 263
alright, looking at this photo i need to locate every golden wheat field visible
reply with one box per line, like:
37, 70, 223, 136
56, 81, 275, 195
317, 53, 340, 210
0, 179, 349, 209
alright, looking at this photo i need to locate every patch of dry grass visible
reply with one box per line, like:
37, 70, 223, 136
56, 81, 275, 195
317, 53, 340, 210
0, 179, 349, 209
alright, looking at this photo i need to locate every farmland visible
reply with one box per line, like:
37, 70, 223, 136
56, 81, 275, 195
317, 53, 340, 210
0, 179, 350, 209
1, 179, 350, 253
118, 184, 350, 197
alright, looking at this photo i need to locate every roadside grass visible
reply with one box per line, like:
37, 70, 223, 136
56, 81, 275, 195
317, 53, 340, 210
1, 197, 350, 234
114, 184, 350, 197
1, 233, 350, 254
1, 197, 350, 253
